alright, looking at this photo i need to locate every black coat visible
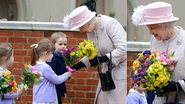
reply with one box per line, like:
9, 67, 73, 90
47, 51, 67, 97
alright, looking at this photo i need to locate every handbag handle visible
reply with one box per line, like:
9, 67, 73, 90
174, 82, 179, 104
97, 52, 112, 73
108, 52, 113, 71
165, 83, 179, 104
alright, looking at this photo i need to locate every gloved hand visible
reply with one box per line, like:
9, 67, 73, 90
89, 55, 110, 66
163, 81, 182, 93
66, 65, 76, 74
71, 61, 86, 70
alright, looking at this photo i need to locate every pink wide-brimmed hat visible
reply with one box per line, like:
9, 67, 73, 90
132, 2, 179, 26
63, 6, 96, 30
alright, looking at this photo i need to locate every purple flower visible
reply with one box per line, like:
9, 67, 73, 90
143, 68, 147, 74
143, 50, 151, 56
137, 68, 142, 74
141, 78, 146, 83
139, 57, 144, 62
133, 75, 139, 81
169, 66, 174, 71
147, 60, 152, 65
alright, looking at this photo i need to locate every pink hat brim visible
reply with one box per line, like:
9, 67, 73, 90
70, 12, 96, 30
139, 17, 179, 25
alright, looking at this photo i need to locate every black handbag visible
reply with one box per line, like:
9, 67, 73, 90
164, 83, 179, 104
97, 52, 116, 91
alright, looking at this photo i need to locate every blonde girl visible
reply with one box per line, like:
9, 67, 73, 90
31, 39, 72, 104
0, 43, 23, 104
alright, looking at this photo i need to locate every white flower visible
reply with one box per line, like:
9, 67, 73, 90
63, 15, 71, 29
131, 5, 145, 26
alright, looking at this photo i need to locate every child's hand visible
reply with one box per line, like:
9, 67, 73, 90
64, 93, 67, 98
66, 65, 76, 74
16, 88, 24, 100
17, 88, 24, 95
133, 84, 146, 93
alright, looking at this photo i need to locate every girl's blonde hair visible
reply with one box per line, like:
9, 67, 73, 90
51, 32, 67, 44
31, 39, 55, 65
0, 43, 13, 65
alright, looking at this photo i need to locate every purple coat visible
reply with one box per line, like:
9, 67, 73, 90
33, 61, 70, 103
127, 89, 147, 104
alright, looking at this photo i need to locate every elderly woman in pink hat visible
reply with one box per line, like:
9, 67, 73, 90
64, 6, 127, 104
132, 2, 185, 104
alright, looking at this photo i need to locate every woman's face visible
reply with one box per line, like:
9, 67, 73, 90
147, 24, 170, 40
55, 37, 67, 54
79, 21, 96, 33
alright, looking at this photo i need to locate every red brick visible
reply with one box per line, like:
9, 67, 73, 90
67, 91, 75, 97
26, 89, 33, 95
0, 31, 14, 36
62, 98, 70, 103
76, 78, 85, 84
76, 91, 85, 98
24, 44, 32, 49
73, 32, 87, 38
14, 31, 24, 36
24, 31, 43, 37
14, 50, 27, 55
12, 69, 22, 75
28, 37, 37, 43
24, 56, 31, 62
86, 92, 95, 98
15, 76, 22, 82
64, 32, 74, 38
75, 72, 94, 78
73, 85, 92, 91
0, 37, 8, 42
86, 79, 98, 85
67, 78, 76, 84
68, 38, 77, 45
14, 56, 23, 62
72, 98, 91, 104
12, 63, 24, 68
9, 37, 27, 43
13, 44, 24, 49
21, 95, 32, 101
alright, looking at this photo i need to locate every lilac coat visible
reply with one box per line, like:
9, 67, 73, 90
86, 15, 127, 104
127, 89, 147, 104
33, 62, 70, 103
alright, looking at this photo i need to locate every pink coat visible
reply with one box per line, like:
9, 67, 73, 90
87, 15, 127, 104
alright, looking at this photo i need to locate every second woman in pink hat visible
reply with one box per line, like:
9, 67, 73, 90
132, 1, 185, 104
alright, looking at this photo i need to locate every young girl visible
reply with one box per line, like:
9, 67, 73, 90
0, 43, 23, 104
47, 32, 69, 104
127, 84, 148, 104
31, 39, 73, 104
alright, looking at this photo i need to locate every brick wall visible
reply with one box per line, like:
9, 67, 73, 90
0, 30, 138, 104
0, 30, 99, 104
127, 52, 139, 92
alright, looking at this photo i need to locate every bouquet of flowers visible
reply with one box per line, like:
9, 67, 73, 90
132, 50, 177, 91
76, 40, 97, 59
62, 47, 78, 67
20, 64, 42, 90
0, 69, 18, 96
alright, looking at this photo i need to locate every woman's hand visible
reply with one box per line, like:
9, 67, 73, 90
89, 55, 110, 66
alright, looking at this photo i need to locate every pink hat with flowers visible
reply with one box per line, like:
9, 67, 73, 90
132, 2, 179, 26
63, 6, 96, 30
